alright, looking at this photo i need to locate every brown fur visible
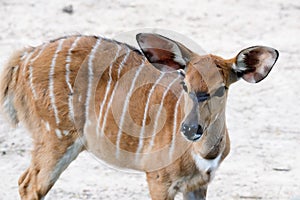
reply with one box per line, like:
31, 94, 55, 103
0, 34, 277, 200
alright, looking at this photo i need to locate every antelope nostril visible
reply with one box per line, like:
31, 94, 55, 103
197, 125, 203, 135
181, 123, 203, 142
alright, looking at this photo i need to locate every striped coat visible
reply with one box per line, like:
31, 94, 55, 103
0, 34, 278, 200
0, 35, 189, 170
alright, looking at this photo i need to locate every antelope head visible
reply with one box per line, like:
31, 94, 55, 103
136, 33, 278, 157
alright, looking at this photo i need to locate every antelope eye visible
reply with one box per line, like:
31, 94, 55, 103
180, 81, 188, 92
195, 92, 210, 102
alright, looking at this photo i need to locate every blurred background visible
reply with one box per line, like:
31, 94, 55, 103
0, 0, 299, 199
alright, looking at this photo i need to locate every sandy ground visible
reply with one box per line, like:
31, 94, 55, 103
0, 0, 299, 199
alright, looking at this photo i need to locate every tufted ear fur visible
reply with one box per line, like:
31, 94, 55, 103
233, 46, 279, 83
136, 33, 192, 72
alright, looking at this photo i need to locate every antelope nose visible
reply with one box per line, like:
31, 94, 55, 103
181, 123, 203, 141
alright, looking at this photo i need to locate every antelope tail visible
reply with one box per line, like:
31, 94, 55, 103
0, 50, 24, 126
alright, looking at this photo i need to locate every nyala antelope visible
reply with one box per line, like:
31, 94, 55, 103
0, 33, 278, 200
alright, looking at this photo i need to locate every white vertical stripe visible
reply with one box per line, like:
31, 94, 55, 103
65, 36, 81, 121
99, 46, 131, 136
22, 51, 34, 76
44, 121, 51, 131
29, 43, 48, 99
84, 38, 102, 127
117, 47, 130, 78
96, 44, 121, 137
169, 91, 184, 159
29, 66, 37, 98
116, 59, 146, 159
147, 74, 181, 152
49, 39, 65, 125
63, 130, 69, 136
30, 44, 47, 62
55, 129, 62, 139
20, 51, 29, 61
135, 72, 165, 159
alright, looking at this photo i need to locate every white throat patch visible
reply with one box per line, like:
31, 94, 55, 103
191, 152, 222, 174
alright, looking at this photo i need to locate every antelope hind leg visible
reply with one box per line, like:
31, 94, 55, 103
18, 130, 84, 200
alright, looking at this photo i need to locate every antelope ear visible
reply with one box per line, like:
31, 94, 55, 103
136, 33, 192, 72
233, 46, 279, 83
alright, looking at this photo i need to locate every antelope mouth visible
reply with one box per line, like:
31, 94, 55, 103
182, 133, 202, 142
181, 127, 204, 142
191, 134, 202, 141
